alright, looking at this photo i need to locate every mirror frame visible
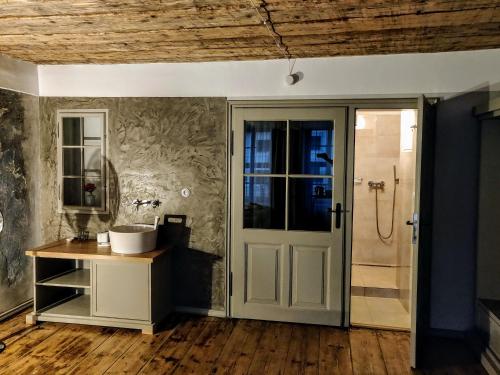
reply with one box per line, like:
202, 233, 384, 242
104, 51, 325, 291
57, 109, 109, 214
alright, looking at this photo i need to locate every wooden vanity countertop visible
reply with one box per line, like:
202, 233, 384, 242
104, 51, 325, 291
25, 240, 170, 263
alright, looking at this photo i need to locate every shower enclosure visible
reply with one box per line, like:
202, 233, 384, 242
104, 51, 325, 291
351, 109, 417, 330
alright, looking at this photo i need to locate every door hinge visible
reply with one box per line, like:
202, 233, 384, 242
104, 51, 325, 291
57, 122, 60, 139
230, 130, 234, 156
229, 272, 233, 296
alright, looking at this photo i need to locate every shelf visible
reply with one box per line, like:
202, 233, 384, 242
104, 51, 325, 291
40, 294, 90, 317
37, 269, 90, 288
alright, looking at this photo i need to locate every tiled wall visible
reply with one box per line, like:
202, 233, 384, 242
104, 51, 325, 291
352, 110, 415, 312
352, 112, 402, 266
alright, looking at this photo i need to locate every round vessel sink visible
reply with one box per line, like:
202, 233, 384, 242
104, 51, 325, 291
109, 224, 158, 254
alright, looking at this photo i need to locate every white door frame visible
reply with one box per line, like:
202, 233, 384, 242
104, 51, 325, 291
226, 98, 420, 326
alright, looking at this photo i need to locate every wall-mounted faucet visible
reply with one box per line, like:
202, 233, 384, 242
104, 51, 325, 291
368, 180, 385, 190
131, 199, 161, 210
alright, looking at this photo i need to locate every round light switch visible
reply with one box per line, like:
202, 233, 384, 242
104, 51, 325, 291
181, 188, 191, 198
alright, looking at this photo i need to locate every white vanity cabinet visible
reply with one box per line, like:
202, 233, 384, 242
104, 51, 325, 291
26, 240, 172, 334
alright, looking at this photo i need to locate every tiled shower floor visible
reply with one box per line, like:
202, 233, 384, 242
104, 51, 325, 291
351, 265, 410, 330
351, 295, 410, 330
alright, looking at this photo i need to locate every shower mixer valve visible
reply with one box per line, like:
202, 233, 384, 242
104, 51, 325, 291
368, 181, 385, 189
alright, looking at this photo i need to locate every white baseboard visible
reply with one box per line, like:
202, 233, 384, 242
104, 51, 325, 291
175, 305, 226, 318
0, 299, 33, 322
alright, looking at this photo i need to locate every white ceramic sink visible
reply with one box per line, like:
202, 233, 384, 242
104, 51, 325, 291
109, 224, 158, 254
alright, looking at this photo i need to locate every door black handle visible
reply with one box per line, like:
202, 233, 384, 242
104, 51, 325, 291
406, 220, 414, 226
328, 203, 345, 229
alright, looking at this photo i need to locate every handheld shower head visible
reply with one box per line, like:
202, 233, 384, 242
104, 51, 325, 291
316, 153, 333, 165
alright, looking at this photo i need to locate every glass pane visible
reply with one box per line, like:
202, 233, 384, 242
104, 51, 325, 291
62, 117, 81, 146
289, 178, 332, 231
83, 179, 102, 207
289, 121, 334, 175
244, 121, 286, 174
83, 147, 101, 176
83, 116, 103, 146
63, 178, 82, 206
244, 176, 285, 229
63, 148, 81, 176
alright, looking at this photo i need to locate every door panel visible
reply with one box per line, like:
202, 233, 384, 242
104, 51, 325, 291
291, 245, 328, 308
245, 243, 281, 305
410, 96, 436, 368
231, 106, 347, 326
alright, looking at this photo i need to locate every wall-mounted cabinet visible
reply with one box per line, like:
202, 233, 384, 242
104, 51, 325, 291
26, 240, 171, 334
57, 110, 108, 214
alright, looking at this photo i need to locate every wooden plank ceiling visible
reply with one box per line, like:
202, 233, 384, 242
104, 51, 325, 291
0, 0, 499, 64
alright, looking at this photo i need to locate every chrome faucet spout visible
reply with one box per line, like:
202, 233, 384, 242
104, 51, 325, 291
131, 199, 161, 210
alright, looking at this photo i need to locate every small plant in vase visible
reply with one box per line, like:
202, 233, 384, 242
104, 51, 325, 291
84, 183, 97, 206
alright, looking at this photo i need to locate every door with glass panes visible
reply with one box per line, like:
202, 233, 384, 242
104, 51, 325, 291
231, 106, 346, 325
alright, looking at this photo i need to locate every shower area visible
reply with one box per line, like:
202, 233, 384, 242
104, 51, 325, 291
350, 109, 417, 330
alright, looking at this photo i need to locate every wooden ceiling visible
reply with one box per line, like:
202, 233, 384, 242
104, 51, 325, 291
0, 0, 499, 64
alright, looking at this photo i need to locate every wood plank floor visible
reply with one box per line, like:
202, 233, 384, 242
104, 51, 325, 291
0, 311, 487, 375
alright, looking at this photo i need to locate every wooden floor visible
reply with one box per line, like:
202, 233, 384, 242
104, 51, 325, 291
0, 311, 487, 375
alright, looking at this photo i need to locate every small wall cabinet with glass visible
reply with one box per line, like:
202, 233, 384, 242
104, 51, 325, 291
58, 110, 108, 214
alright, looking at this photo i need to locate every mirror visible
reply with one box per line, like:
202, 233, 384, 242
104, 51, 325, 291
0, 210, 3, 234
59, 111, 107, 213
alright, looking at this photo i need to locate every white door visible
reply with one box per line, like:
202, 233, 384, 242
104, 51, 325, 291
230, 106, 347, 326
410, 96, 436, 368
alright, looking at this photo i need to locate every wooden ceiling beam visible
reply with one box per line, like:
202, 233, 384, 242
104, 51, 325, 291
5, 24, 499, 64
0, 0, 498, 64
0, 0, 494, 18
1, 23, 498, 53
0, 6, 496, 37
0, 1, 497, 35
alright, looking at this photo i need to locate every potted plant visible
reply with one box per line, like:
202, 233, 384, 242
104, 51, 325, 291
84, 182, 97, 206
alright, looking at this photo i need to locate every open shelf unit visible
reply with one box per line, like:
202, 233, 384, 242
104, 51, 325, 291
34, 257, 91, 318
39, 294, 91, 317
37, 269, 90, 288
26, 240, 172, 334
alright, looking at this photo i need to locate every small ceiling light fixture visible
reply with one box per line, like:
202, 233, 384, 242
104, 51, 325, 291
286, 73, 300, 86
248, 0, 301, 85
285, 58, 299, 86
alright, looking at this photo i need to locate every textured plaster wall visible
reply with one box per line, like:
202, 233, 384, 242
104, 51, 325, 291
39, 97, 227, 311
0, 88, 40, 315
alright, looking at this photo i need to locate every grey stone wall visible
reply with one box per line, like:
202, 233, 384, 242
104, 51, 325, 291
0, 88, 39, 315
39, 97, 227, 310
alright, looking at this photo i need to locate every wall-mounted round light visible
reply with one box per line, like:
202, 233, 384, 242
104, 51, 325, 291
286, 73, 300, 86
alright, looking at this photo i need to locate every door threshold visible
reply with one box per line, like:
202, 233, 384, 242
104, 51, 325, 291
351, 322, 411, 332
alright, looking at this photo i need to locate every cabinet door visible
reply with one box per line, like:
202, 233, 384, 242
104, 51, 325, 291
93, 261, 150, 321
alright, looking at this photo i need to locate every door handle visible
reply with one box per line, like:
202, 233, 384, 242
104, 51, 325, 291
407, 213, 419, 244
328, 203, 348, 229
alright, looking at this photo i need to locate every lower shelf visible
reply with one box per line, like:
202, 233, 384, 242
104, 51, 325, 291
39, 294, 90, 317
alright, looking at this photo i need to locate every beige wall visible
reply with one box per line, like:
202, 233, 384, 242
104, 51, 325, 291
352, 110, 416, 312
352, 112, 401, 266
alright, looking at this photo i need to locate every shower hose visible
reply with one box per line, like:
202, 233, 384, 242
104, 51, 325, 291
375, 165, 397, 241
